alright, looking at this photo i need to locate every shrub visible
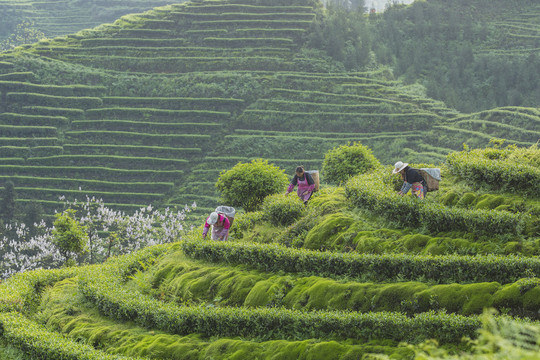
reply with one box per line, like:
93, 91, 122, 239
51, 209, 88, 263
262, 194, 305, 226
446, 146, 540, 195
181, 239, 540, 284
345, 168, 524, 236
322, 142, 380, 184
216, 159, 288, 211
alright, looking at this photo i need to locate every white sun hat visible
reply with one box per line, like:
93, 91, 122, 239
207, 212, 219, 225
392, 161, 408, 174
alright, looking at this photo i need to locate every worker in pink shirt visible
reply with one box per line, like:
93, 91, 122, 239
285, 166, 315, 205
202, 211, 230, 241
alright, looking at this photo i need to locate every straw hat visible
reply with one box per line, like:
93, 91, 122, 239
392, 161, 408, 174
207, 212, 219, 225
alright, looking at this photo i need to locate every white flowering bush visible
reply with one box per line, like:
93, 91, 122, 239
0, 196, 194, 279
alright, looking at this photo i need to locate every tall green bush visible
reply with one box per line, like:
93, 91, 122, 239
215, 159, 288, 211
446, 145, 540, 195
322, 142, 380, 184
262, 194, 305, 226
51, 209, 88, 264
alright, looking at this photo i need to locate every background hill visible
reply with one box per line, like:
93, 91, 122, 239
0, 0, 538, 217
372, 0, 540, 112
0, 0, 175, 45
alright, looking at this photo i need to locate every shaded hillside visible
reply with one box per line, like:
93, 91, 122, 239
0, 0, 175, 42
0, 0, 538, 216
372, 0, 540, 112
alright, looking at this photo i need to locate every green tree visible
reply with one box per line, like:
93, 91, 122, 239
307, 2, 370, 70
0, 181, 17, 224
51, 209, 88, 265
216, 159, 288, 212
322, 142, 380, 184
0, 21, 45, 51
23, 201, 44, 237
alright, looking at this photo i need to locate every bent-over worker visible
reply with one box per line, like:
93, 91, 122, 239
202, 211, 230, 241
393, 161, 426, 199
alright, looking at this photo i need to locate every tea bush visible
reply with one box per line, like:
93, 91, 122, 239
322, 142, 380, 184
345, 168, 524, 236
181, 239, 540, 284
215, 159, 288, 211
262, 193, 305, 226
446, 146, 540, 195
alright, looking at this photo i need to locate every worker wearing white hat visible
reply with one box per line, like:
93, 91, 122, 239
393, 161, 426, 199
202, 211, 231, 241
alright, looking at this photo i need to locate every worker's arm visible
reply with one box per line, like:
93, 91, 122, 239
399, 182, 413, 195
286, 175, 298, 194
202, 220, 210, 238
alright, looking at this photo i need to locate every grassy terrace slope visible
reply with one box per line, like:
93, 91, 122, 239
0, 0, 174, 41
0, 146, 539, 359
0, 0, 539, 214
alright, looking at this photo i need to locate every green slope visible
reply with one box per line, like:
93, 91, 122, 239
0, 0, 176, 41
0, 0, 538, 215
0, 144, 539, 359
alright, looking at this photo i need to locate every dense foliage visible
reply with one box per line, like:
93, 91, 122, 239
215, 159, 288, 211
262, 193, 306, 226
322, 142, 380, 184
372, 0, 540, 112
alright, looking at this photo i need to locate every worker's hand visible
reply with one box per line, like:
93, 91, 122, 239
202, 234, 206, 239
397, 191, 404, 196
285, 192, 289, 196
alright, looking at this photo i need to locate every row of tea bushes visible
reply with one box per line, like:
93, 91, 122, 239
78, 258, 480, 343
40, 279, 414, 360
181, 239, 540, 284
345, 168, 524, 235
0, 312, 135, 360
446, 148, 540, 195
150, 254, 540, 317
0, 165, 184, 182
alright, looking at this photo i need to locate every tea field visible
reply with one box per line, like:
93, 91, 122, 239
0, 143, 539, 359
1, 0, 539, 215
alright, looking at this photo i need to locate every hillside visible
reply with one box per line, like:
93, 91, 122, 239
372, 0, 540, 112
1, 0, 538, 216
0, 0, 174, 43
0, 143, 539, 359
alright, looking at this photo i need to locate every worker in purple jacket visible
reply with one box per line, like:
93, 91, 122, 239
285, 166, 315, 205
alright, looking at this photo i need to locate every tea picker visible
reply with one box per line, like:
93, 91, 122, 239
393, 161, 441, 199
202, 206, 235, 241
285, 166, 319, 205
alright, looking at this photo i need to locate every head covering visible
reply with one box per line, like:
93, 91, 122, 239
207, 212, 219, 225
392, 161, 408, 174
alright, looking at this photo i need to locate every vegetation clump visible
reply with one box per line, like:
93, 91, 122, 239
322, 142, 380, 184
262, 194, 306, 226
215, 159, 288, 211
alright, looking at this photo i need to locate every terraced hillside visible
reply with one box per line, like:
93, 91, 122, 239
0, 144, 539, 359
372, 0, 540, 112
0, 0, 174, 41
0, 0, 539, 216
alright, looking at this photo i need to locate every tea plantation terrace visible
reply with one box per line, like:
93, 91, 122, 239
0, 0, 175, 40
1, 0, 537, 214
